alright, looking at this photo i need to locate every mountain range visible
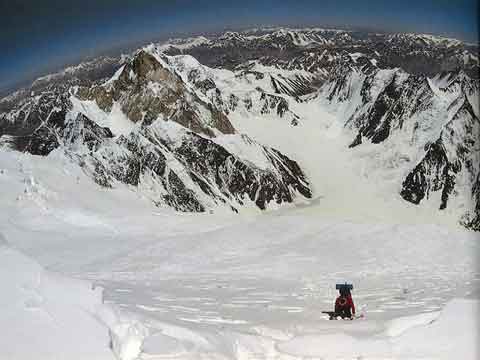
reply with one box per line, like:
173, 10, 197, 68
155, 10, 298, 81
1, 27, 478, 229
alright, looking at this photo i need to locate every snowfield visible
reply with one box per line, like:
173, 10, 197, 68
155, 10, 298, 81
0, 196, 478, 359
1, 130, 478, 359
1, 48, 479, 359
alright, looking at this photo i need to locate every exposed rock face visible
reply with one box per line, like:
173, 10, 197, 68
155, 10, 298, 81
64, 113, 114, 151
260, 92, 288, 116
400, 99, 479, 212
320, 52, 479, 227
77, 121, 311, 212
0, 85, 71, 154
1, 27, 479, 227
0, 48, 312, 213
0, 85, 113, 155
166, 29, 478, 79
345, 72, 438, 145
165, 54, 304, 127
76, 50, 235, 137
462, 174, 480, 231
400, 138, 458, 208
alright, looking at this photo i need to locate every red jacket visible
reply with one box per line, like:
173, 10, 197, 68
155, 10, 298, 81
335, 294, 355, 314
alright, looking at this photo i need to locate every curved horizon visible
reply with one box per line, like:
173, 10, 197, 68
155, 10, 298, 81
1, 0, 478, 94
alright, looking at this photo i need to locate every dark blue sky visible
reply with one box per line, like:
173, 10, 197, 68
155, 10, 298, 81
1, 0, 478, 93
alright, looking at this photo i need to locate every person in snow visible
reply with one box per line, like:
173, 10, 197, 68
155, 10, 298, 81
335, 286, 355, 319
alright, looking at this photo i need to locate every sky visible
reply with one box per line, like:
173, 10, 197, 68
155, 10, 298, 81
1, 0, 478, 94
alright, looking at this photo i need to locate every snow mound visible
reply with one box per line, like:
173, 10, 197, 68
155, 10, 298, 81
0, 235, 148, 360
0, 241, 113, 360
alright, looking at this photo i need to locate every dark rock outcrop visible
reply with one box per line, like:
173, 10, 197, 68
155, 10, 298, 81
400, 98, 479, 212
76, 50, 235, 137
0, 49, 312, 213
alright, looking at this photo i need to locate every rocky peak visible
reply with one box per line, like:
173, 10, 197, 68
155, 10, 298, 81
0, 43, 315, 214
1, 28, 479, 227
400, 95, 478, 212
119, 50, 183, 92
129, 50, 162, 78
76, 49, 235, 137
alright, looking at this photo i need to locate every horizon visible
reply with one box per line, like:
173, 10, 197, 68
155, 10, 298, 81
1, 23, 478, 98
1, 0, 478, 95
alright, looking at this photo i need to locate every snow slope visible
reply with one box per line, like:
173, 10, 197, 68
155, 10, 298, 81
0, 234, 148, 360
0, 144, 479, 359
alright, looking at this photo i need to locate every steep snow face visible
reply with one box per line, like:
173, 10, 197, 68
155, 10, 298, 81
400, 98, 480, 228
317, 60, 480, 229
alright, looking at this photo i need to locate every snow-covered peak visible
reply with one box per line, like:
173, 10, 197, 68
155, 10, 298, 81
387, 32, 466, 48
166, 36, 211, 50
